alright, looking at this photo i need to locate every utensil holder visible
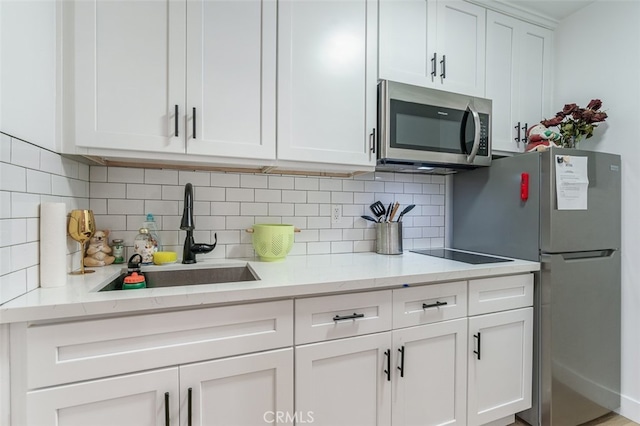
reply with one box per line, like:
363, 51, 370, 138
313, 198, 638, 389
376, 222, 403, 255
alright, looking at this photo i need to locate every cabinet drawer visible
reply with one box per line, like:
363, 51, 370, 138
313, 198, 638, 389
468, 274, 534, 316
21, 300, 293, 389
392, 281, 467, 329
295, 291, 392, 345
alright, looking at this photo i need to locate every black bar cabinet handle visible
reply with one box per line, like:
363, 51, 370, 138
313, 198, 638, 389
165, 392, 170, 426
192, 107, 196, 139
522, 123, 528, 143
422, 301, 448, 309
473, 332, 482, 360
369, 128, 376, 153
440, 55, 446, 78
431, 52, 437, 78
514, 121, 521, 142
384, 349, 391, 381
397, 346, 405, 378
188, 387, 192, 426
174, 105, 179, 137
333, 312, 365, 322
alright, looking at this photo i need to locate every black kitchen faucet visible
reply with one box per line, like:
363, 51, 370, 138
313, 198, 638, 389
180, 183, 217, 264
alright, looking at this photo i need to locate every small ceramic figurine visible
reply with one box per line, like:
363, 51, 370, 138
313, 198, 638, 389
84, 230, 116, 267
526, 123, 561, 152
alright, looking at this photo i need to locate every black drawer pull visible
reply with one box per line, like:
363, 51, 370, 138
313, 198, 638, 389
333, 312, 365, 321
188, 387, 192, 426
174, 105, 179, 137
473, 332, 482, 360
164, 392, 170, 426
422, 301, 448, 309
397, 346, 405, 378
384, 349, 391, 381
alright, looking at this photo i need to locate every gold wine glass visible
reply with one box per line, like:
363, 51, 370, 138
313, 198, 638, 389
68, 209, 96, 275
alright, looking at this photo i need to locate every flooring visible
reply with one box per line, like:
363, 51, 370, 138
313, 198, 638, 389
510, 412, 639, 426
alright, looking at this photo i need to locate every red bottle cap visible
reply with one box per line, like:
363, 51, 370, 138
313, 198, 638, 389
124, 272, 145, 284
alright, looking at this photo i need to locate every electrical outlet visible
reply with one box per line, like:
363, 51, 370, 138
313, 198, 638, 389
331, 205, 342, 223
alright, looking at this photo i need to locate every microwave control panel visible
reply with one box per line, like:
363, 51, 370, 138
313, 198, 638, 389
478, 114, 490, 157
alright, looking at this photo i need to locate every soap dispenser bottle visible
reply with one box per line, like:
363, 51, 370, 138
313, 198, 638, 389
142, 213, 162, 251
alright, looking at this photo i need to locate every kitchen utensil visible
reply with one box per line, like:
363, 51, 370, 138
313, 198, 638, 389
376, 222, 403, 255
246, 224, 301, 261
361, 215, 378, 223
388, 202, 400, 222
385, 202, 393, 222
370, 201, 386, 220
68, 209, 96, 275
397, 204, 416, 222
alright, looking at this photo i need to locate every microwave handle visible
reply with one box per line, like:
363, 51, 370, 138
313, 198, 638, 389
465, 102, 481, 164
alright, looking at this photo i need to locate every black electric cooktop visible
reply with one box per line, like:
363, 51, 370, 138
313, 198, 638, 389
410, 248, 514, 265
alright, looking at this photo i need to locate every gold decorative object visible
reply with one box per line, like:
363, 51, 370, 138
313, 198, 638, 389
68, 209, 96, 275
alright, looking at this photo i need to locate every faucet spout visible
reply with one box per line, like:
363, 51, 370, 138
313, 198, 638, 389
180, 183, 217, 264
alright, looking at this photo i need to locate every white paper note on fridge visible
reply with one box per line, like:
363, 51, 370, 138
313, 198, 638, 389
555, 155, 589, 210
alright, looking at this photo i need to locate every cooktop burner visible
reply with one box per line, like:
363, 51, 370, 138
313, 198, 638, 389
410, 248, 514, 265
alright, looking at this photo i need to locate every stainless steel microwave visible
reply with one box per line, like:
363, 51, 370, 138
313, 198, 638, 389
377, 80, 492, 172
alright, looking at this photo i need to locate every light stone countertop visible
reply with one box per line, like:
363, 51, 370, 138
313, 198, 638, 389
0, 251, 540, 324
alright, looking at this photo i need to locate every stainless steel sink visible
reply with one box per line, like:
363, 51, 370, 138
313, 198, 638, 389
99, 265, 259, 291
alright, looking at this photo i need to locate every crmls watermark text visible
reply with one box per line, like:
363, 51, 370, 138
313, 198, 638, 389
263, 411, 315, 424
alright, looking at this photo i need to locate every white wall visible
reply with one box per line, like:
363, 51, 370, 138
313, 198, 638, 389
554, 1, 640, 421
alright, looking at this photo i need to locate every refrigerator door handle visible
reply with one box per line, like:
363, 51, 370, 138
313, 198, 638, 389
555, 249, 616, 261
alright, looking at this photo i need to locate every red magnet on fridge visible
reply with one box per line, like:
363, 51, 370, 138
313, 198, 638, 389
521, 172, 529, 201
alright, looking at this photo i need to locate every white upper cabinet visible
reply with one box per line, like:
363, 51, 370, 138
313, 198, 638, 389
379, 0, 486, 97
277, 0, 377, 167
74, 0, 276, 160
186, 0, 276, 159
486, 10, 553, 153
74, 0, 186, 153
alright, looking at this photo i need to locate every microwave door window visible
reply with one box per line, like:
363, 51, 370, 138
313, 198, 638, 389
390, 100, 463, 153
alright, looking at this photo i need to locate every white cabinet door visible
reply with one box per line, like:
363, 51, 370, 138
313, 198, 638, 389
486, 11, 553, 153
74, 0, 185, 153
296, 332, 392, 426
467, 307, 533, 426
434, 1, 486, 96
392, 319, 467, 426
186, 0, 276, 160
180, 348, 293, 426
25, 368, 179, 426
379, 0, 485, 96
277, 0, 377, 167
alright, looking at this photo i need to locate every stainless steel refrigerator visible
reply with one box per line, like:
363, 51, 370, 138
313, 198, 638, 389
452, 148, 621, 426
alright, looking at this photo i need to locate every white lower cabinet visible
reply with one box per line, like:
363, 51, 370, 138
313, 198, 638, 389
392, 319, 468, 426
467, 308, 533, 426
181, 348, 293, 426
26, 368, 180, 426
296, 333, 392, 426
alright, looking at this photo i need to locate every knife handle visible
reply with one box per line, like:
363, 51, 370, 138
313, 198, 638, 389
389, 202, 400, 222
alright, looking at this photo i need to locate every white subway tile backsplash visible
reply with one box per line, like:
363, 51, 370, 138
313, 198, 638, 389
295, 204, 319, 217
108, 199, 144, 215
11, 193, 40, 218
319, 179, 341, 191
255, 189, 281, 203
91, 182, 126, 199
268, 175, 294, 190
282, 190, 306, 203
0, 133, 11, 162
295, 177, 319, 191
145, 169, 178, 185
240, 174, 268, 189
108, 167, 144, 184
90, 166, 108, 182
11, 139, 40, 170
241, 203, 268, 216
128, 184, 161, 200
226, 188, 254, 202
0, 269, 27, 305
0, 162, 26, 192
178, 171, 211, 186
1, 135, 448, 303
211, 172, 239, 188
26, 169, 51, 194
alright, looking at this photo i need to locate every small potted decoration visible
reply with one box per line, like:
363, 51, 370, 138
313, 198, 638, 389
535, 100, 608, 149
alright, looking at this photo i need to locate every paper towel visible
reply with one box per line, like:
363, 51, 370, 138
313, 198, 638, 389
40, 202, 67, 288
